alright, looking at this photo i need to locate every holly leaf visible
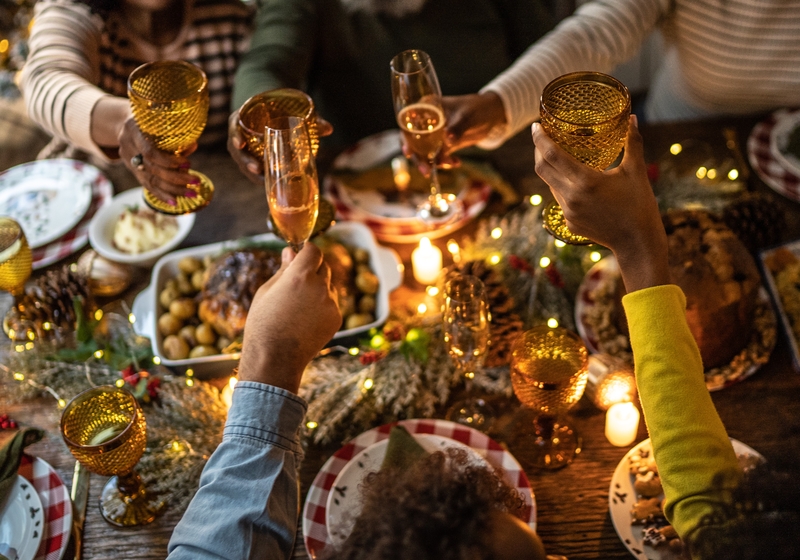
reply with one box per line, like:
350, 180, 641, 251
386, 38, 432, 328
73, 298, 93, 344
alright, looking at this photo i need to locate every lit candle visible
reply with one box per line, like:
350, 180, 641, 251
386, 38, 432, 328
605, 402, 640, 447
221, 376, 238, 409
412, 237, 442, 285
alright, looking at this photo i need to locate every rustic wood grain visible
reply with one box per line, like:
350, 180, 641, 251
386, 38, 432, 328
3, 116, 800, 559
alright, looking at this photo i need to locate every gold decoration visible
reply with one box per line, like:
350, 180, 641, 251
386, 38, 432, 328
77, 250, 133, 297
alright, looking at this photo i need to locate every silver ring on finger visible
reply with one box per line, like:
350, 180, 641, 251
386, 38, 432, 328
131, 153, 145, 171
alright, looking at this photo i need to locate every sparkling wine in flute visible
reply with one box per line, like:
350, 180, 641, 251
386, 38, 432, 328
268, 173, 319, 248
397, 102, 446, 161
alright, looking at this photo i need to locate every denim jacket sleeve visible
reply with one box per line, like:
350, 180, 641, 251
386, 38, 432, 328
166, 381, 306, 560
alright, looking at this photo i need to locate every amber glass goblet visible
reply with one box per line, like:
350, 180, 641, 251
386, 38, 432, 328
238, 88, 319, 159
128, 60, 213, 215
511, 327, 589, 469
61, 386, 159, 526
0, 217, 32, 297
539, 72, 630, 245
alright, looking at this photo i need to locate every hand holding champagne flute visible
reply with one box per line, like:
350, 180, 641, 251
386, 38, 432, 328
390, 50, 463, 224
264, 116, 320, 252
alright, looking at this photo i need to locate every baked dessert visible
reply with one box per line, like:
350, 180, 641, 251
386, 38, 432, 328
198, 248, 282, 339
662, 210, 760, 368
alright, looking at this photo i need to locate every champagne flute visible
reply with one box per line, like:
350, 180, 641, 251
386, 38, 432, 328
61, 385, 160, 526
0, 217, 32, 297
539, 72, 631, 245
238, 88, 320, 158
390, 50, 463, 224
128, 60, 213, 215
511, 326, 589, 469
442, 274, 494, 431
264, 116, 320, 252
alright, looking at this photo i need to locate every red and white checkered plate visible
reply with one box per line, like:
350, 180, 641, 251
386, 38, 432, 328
18, 455, 72, 560
747, 109, 800, 202
302, 418, 536, 559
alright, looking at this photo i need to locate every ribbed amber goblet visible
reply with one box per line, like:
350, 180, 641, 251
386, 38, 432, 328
238, 88, 319, 158
128, 60, 213, 215
61, 386, 160, 526
511, 327, 589, 469
539, 71, 630, 245
0, 217, 32, 296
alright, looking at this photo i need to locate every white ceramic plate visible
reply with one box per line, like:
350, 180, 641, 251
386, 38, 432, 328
609, 438, 762, 560
325, 434, 490, 548
89, 187, 195, 267
0, 159, 95, 248
769, 109, 800, 177
132, 221, 403, 377
0, 475, 45, 560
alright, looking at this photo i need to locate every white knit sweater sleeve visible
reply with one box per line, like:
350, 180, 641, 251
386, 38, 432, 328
478, 0, 671, 149
20, 0, 112, 159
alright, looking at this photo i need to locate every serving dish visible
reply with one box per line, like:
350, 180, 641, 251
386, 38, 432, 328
759, 238, 800, 372
89, 187, 195, 267
132, 221, 403, 377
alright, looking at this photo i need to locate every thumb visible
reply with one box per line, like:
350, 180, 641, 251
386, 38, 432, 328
281, 246, 296, 267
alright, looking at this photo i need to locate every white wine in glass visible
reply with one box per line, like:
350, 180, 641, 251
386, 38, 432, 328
390, 50, 463, 224
264, 116, 320, 252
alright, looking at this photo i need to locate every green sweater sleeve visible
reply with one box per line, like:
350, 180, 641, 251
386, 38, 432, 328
232, 0, 317, 110
622, 284, 741, 539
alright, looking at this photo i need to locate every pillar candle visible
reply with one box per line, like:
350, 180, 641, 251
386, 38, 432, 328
605, 402, 640, 447
411, 237, 442, 285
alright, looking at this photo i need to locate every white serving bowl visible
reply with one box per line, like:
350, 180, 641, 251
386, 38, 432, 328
131, 221, 403, 378
89, 187, 195, 267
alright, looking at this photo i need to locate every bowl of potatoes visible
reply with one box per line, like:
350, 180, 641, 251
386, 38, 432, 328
131, 222, 403, 377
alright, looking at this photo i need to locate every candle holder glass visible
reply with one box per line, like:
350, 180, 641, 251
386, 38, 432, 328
511, 326, 588, 469
0, 217, 33, 297
61, 385, 161, 526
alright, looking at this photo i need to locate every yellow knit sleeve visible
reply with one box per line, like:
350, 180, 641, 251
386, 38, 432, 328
622, 284, 741, 538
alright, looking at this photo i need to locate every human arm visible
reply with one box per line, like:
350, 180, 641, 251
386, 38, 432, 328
531, 117, 740, 538
167, 245, 341, 558
445, 0, 670, 151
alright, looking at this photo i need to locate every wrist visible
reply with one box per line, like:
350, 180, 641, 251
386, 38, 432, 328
613, 234, 670, 294
481, 91, 507, 127
237, 348, 304, 394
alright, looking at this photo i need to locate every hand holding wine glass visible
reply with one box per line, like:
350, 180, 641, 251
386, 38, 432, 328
390, 49, 463, 224
264, 116, 320, 252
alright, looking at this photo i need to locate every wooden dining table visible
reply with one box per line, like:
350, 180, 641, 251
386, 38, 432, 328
3, 114, 800, 560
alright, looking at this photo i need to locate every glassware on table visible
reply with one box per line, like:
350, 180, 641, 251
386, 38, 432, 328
264, 116, 320, 252
442, 274, 494, 431
511, 326, 589, 469
390, 49, 463, 225
61, 385, 160, 527
238, 88, 319, 159
0, 217, 32, 297
128, 60, 213, 215
539, 71, 631, 245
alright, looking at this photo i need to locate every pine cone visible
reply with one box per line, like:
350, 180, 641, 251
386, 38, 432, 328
451, 260, 523, 367
4, 264, 94, 343
722, 192, 785, 254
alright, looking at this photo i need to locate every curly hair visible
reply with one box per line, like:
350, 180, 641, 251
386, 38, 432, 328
685, 464, 800, 559
323, 448, 527, 560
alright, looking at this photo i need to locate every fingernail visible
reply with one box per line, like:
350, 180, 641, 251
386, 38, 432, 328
247, 163, 259, 174
184, 190, 197, 198
532, 122, 540, 135
179, 162, 191, 170
631, 114, 639, 128
189, 177, 200, 185
168, 199, 177, 207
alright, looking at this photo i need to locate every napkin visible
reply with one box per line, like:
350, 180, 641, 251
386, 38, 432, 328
0, 427, 44, 509
380, 426, 428, 472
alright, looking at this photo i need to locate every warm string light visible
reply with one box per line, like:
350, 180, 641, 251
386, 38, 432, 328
490, 227, 503, 239
348, 347, 360, 356
554, 240, 566, 248
547, 318, 559, 328
426, 286, 439, 297
362, 378, 374, 390
539, 257, 551, 268
590, 251, 602, 263
418, 303, 428, 314
530, 194, 543, 206
489, 253, 501, 266
669, 143, 683, 155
